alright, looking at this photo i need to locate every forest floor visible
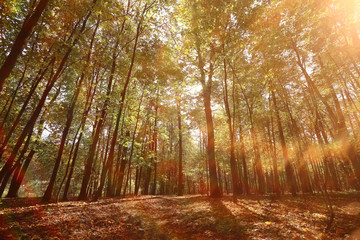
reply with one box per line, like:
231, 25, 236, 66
0, 193, 359, 240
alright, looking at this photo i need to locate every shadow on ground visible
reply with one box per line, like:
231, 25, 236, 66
0, 193, 359, 239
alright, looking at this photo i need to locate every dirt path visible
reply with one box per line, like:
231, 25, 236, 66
0, 193, 359, 239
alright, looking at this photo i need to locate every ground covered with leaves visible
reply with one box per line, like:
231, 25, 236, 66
0, 193, 359, 239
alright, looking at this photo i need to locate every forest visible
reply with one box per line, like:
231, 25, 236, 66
0, 0, 360, 239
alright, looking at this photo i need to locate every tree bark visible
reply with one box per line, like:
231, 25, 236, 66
222, 59, 240, 197
0, 0, 50, 92
272, 90, 297, 195
42, 12, 95, 202
93, 16, 142, 201
78, 39, 118, 201
177, 98, 183, 196
123, 92, 144, 196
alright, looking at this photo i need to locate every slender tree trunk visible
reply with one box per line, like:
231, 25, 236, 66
193, 22, 220, 197
0, 0, 50, 92
5, 95, 56, 198
241, 87, 265, 195
177, 99, 183, 196
56, 129, 78, 199
0, 45, 71, 184
43, 17, 98, 202
78, 38, 119, 201
123, 92, 144, 196
135, 166, 142, 195
239, 124, 249, 195
6, 150, 34, 198
0, 12, 84, 182
62, 67, 100, 201
0, 129, 32, 197
93, 13, 142, 201
272, 91, 297, 195
222, 59, 240, 198
278, 78, 312, 193
114, 143, 128, 197
203, 87, 221, 197
1, 62, 28, 126
269, 96, 280, 194
150, 101, 158, 195
142, 166, 151, 195
0, 57, 55, 161
297, 47, 360, 185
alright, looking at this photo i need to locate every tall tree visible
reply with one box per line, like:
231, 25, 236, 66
0, 0, 50, 92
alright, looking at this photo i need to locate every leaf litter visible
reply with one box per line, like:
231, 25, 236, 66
0, 193, 359, 239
